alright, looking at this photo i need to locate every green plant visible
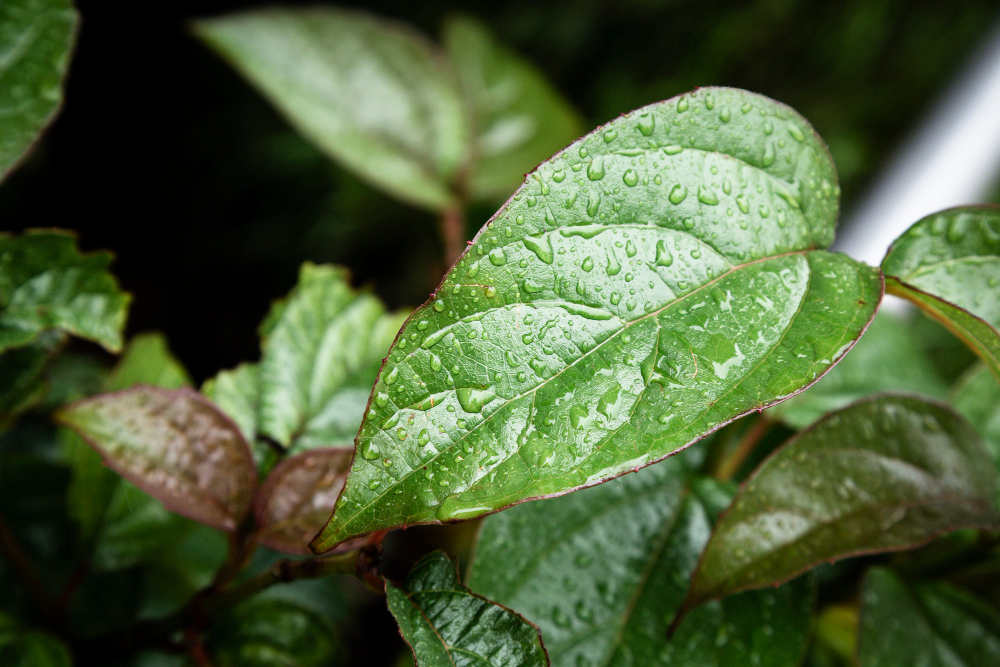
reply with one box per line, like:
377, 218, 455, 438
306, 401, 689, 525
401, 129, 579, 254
2, 4, 999, 666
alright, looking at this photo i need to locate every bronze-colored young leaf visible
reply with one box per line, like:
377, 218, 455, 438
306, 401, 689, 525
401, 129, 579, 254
194, 7, 468, 212
858, 567, 1000, 667
254, 447, 354, 555
882, 205, 1000, 378
57, 386, 257, 532
313, 86, 881, 552
0, 0, 77, 182
684, 395, 1000, 612
468, 453, 814, 667
0, 230, 130, 354
387, 551, 549, 667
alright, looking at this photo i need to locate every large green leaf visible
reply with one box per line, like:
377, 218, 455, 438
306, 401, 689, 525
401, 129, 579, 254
57, 386, 256, 532
684, 395, 1000, 611
0, 0, 77, 181
206, 598, 342, 667
952, 363, 1000, 465
194, 7, 468, 212
858, 567, 1000, 667
313, 86, 882, 552
882, 206, 1000, 378
443, 15, 583, 201
468, 453, 814, 667
387, 551, 549, 667
768, 311, 947, 428
0, 230, 130, 353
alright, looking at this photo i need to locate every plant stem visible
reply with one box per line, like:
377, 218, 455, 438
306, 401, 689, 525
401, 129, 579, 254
0, 510, 54, 621
439, 205, 466, 268
713, 416, 773, 482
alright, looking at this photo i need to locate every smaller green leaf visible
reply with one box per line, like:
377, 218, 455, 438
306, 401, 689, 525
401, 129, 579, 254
0, 614, 71, 667
443, 15, 583, 200
684, 395, 1000, 611
952, 363, 1000, 466
387, 551, 549, 667
0, 0, 78, 181
254, 447, 354, 555
769, 312, 947, 428
202, 362, 259, 444
57, 386, 257, 531
257, 263, 407, 453
858, 567, 1000, 666
882, 206, 1000, 378
0, 230, 130, 354
206, 598, 342, 667
194, 7, 468, 212
105, 332, 191, 391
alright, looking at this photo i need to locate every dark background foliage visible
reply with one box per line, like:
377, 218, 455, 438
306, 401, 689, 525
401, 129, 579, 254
3, 0, 999, 381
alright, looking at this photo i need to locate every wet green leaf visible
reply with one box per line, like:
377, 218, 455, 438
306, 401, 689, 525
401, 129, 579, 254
858, 567, 1000, 667
314, 87, 881, 552
0, 0, 77, 181
194, 7, 468, 212
685, 395, 1000, 610
952, 363, 1000, 466
387, 551, 549, 667
57, 386, 257, 531
0, 230, 130, 354
882, 206, 1000, 378
769, 312, 947, 428
206, 598, 342, 667
254, 447, 354, 555
468, 455, 814, 667
443, 15, 583, 201
0, 614, 71, 666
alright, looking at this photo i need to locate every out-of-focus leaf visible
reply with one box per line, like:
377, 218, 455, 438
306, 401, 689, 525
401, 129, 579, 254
257, 263, 407, 453
468, 455, 813, 667
0, 0, 77, 181
0, 230, 130, 353
387, 551, 548, 667
882, 206, 1000, 377
858, 567, 1000, 666
206, 598, 342, 667
0, 333, 59, 424
138, 524, 227, 618
254, 447, 353, 555
194, 7, 468, 212
314, 87, 882, 552
57, 386, 256, 531
952, 363, 1000, 465
443, 15, 582, 200
684, 395, 1000, 611
769, 312, 947, 428
0, 613, 71, 666
202, 362, 259, 447
105, 332, 191, 391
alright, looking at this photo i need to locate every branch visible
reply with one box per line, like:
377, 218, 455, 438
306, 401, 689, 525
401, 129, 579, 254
712, 416, 773, 482
438, 205, 466, 268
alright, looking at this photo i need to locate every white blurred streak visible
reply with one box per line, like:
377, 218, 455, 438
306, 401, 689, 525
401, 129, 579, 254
835, 16, 1000, 269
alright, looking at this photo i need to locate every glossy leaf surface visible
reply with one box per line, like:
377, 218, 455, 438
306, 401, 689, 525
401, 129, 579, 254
206, 598, 342, 667
57, 386, 256, 531
858, 567, 1000, 667
387, 551, 549, 667
468, 454, 814, 667
315, 87, 881, 551
258, 263, 408, 453
882, 206, 1000, 377
195, 7, 468, 211
0, 230, 130, 353
0, 0, 77, 181
443, 15, 583, 200
952, 363, 1000, 465
686, 395, 1000, 609
254, 447, 353, 555
769, 312, 947, 428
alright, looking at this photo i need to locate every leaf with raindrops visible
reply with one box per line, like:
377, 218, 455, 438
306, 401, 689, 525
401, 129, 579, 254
858, 567, 1000, 667
467, 450, 814, 667
312, 86, 882, 552
386, 551, 549, 667
882, 205, 1000, 378
0, 0, 77, 181
682, 395, 1000, 614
